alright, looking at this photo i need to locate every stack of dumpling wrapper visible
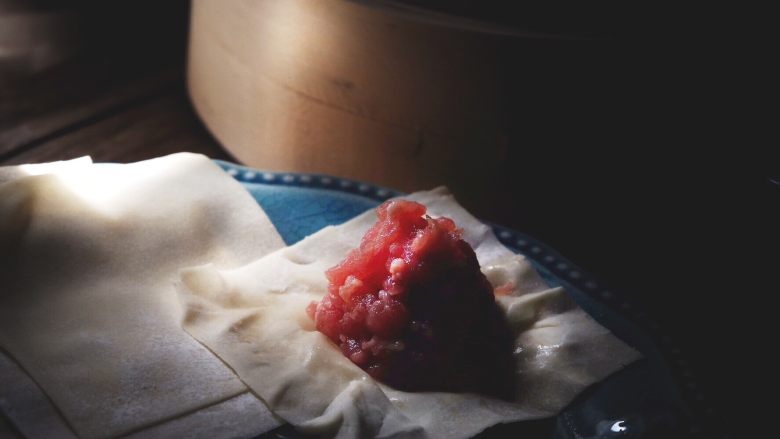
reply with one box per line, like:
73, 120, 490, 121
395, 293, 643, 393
0, 154, 639, 439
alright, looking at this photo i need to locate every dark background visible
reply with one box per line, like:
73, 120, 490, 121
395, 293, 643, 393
1, 1, 772, 438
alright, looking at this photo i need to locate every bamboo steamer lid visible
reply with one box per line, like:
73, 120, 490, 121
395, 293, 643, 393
187, 0, 561, 196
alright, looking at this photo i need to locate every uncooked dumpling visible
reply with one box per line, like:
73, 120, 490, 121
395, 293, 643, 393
178, 188, 640, 439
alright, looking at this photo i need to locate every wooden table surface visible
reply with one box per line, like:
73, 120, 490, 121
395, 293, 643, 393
0, 3, 766, 438
0, 57, 228, 166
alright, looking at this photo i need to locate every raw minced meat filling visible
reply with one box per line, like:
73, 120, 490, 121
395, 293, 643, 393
308, 199, 515, 399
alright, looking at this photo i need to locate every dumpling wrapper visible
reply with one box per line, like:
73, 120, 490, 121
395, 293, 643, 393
0, 156, 93, 184
0, 154, 285, 438
177, 188, 641, 438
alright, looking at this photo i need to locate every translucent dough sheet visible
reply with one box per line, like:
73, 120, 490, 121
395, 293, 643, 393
0, 154, 285, 438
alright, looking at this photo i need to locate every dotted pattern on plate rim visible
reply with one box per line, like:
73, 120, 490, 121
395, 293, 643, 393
222, 163, 400, 202
218, 162, 716, 436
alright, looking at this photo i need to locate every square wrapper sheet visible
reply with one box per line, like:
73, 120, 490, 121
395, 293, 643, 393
0, 154, 285, 438
177, 188, 641, 438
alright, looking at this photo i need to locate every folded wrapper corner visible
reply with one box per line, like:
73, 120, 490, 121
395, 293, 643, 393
177, 188, 641, 439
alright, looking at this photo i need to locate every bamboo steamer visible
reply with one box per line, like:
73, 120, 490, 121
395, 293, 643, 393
187, 0, 554, 196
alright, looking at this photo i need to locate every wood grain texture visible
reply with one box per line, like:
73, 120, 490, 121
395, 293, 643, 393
2, 90, 230, 165
0, 59, 182, 161
187, 0, 506, 196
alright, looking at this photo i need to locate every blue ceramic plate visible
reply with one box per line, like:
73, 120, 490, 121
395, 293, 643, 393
215, 160, 699, 439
